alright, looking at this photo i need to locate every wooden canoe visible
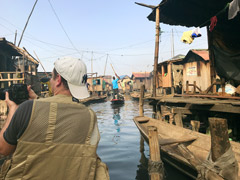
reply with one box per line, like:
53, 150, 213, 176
133, 116, 240, 179
111, 98, 124, 105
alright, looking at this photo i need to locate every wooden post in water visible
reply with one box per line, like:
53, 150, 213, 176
209, 117, 230, 162
148, 126, 164, 180
191, 120, 200, 132
152, 6, 160, 97
139, 85, 145, 116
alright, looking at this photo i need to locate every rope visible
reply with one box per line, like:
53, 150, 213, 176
199, 3, 230, 27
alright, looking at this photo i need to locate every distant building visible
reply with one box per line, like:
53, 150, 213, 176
131, 72, 152, 91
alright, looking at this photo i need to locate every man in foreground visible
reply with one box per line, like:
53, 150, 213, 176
0, 57, 109, 180
112, 73, 120, 99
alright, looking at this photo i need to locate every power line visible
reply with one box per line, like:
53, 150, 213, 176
47, 0, 83, 57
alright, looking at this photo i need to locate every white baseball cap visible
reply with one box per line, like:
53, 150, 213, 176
54, 57, 89, 99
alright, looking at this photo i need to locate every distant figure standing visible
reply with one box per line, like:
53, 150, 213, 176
112, 73, 120, 99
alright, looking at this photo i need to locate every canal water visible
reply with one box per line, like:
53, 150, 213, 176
88, 95, 192, 180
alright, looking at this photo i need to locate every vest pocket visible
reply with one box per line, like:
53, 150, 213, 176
21, 155, 97, 180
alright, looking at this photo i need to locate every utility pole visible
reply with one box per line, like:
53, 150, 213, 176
104, 54, 108, 76
18, 0, 38, 47
171, 29, 174, 58
153, 6, 160, 97
135, 2, 160, 97
91, 51, 93, 73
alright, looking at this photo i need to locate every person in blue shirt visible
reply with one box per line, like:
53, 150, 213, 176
112, 73, 120, 99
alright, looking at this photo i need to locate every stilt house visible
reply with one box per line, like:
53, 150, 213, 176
182, 49, 210, 93
131, 72, 152, 91
157, 54, 185, 94
0, 38, 41, 93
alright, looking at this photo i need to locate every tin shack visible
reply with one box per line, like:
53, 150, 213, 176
182, 49, 210, 93
157, 54, 185, 94
131, 72, 152, 91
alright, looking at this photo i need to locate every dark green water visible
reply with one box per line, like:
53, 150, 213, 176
89, 96, 192, 180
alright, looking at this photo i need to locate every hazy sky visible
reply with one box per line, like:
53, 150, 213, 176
0, 0, 208, 76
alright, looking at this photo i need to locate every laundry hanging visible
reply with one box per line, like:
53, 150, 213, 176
181, 27, 201, 44
228, 0, 240, 19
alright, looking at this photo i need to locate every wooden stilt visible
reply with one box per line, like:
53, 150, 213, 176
152, 105, 157, 119
191, 120, 200, 132
174, 113, 183, 127
186, 81, 189, 94
193, 81, 196, 94
148, 126, 164, 180
209, 117, 230, 162
156, 105, 162, 121
171, 86, 174, 95
139, 85, 145, 116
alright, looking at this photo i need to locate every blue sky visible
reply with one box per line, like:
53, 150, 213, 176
0, 0, 208, 76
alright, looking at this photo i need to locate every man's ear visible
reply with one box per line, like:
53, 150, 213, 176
56, 74, 62, 87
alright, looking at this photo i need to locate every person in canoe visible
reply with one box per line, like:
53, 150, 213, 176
112, 72, 120, 99
0, 57, 109, 180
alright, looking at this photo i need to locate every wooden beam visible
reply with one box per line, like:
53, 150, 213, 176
139, 85, 145, 116
135, 2, 157, 9
148, 126, 164, 180
152, 7, 160, 97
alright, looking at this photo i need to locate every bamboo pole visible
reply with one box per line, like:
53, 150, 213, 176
148, 126, 164, 180
33, 51, 48, 77
152, 6, 160, 97
139, 84, 145, 116
18, 0, 38, 47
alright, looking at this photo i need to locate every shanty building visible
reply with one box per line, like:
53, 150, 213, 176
0, 38, 41, 93
157, 54, 185, 94
131, 72, 152, 91
182, 49, 210, 93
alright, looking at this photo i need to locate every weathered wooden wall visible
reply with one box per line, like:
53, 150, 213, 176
133, 78, 152, 90
183, 61, 211, 92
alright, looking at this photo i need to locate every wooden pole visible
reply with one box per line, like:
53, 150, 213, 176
209, 117, 230, 162
110, 63, 117, 75
91, 51, 93, 73
33, 51, 48, 77
190, 120, 200, 132
139, 84, 145, 116
207, 27, 216, 93
174, 113, 183, 127
153, 6, 160, 97
148, 126, 164, 180
221, 77, 225, 96
104, 54, 108, 76
18, 0, 38, 47
14, 30, 17, 45
186, 81, 189, 94
193, 81, 196, 94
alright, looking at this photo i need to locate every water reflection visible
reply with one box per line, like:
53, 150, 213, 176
136, 137, 149, 180
112, 105, 121, 143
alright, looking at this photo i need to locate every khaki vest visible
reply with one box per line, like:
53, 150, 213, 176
1, 95, 109, 180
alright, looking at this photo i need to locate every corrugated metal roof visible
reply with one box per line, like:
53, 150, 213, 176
0, 38, 39, 64
132, 72, 151, 78
191, 50, 209, 61
147, 0, 234, 28
183, 49, 209, 63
